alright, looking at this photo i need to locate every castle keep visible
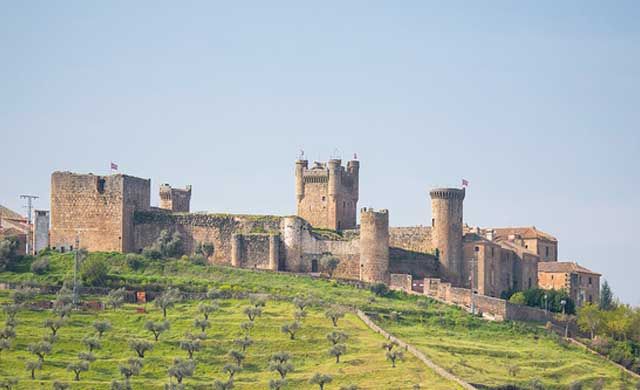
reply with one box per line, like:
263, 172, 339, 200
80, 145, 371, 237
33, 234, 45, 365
47, 155, 582, 300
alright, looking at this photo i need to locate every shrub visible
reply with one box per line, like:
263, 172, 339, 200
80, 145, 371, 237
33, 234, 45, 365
0, 237, 20, 272
509, 292, 526, 305
190, 254, 207, 266
81, 257, 110, 287
30, 257, 50, 274
125, 254, 145, 271
370, 283, 389, 297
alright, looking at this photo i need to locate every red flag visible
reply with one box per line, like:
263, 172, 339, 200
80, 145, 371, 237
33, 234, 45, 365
462, 179, 469, 187
110, 162, 118, 171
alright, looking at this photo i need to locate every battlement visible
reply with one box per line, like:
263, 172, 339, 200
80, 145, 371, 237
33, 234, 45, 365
159, 184, 192, 212
295, 157, 359, 231
429, 188, 466, 200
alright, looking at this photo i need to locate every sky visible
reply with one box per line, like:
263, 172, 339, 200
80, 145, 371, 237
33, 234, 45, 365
1, 1, 638, 305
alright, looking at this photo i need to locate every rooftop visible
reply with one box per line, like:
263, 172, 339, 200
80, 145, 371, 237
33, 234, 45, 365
492, 226, 557, 242
538, 261, 601, 276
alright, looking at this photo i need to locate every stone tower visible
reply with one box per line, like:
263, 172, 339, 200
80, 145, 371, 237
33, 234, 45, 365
159, 184, 192, 212
359, 208, 389, 284
295, 158, 359, 231
430, 188, 465, 286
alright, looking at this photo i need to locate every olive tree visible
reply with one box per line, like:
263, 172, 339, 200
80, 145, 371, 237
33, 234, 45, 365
180, 339, 201, 359
145, 320, 170, 342
281, 321, 301, 340
228, 350, 245, 367
168, 358, 196, 384
106, 287, 127, 310
329, 343, 347, 363
325, 307, 346, 327
67, 360, 89, 381
27, 341, 52, 362
233, 336, 253, 352
128, 339, 153, 358
154, 288, 181, 319
25, 360, 42, 379
309, 373, 332, 390
93, 320, 112, 337
269, 351, 294, 379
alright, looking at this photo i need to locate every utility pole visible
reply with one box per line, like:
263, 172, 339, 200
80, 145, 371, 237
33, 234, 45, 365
469, 253, 478, 315
20, 194, 39, 255
72, 235, 80, 306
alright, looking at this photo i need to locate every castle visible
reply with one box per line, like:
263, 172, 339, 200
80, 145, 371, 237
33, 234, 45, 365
46, 156, 592, 300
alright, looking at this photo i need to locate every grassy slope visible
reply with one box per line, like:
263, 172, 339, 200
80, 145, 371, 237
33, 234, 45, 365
0, 293, 456, 389
1, 252, 637, 389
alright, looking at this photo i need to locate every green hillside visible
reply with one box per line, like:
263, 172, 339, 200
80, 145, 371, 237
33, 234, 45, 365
0, 251, 637, 389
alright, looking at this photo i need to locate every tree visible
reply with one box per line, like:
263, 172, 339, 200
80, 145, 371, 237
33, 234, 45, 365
106, 287, 127, 310
0, 327, 16, 340
119, 358, 143, 384
196, 242, 215, 258
67, 360, 89, 381
83, 336, 102, 352
243, 306, 262, 322
250, 295, 267, 308
80, 256, 110, 286
145, 320, 170, 342
329, 343, 347, 363
53, 287, 73, 318
269, 379, 287, 390
2, 304, 19, 322
240, 321, 254, 336
228, 350, 245, 367
44, 318, 65, 336
144, 230, 183, 259
370, 283, 389, 297
382, 340, 399, 352
600, 280, 614, 310
27, 341, 52, 362
509, 292, 527, 305
508, 365, 520, 377
223, 363, 241, 380
0, 237, 19, 271
180, 339, 201, 359
198, 303, 218, 320
78, 351, 96, 362
154, 288, 181, 319
25, 360, 42, 379
281, 321, 301, 340
269, 352, 294, 379
293, 296, 311, 312
340, 386, 360, 390
168, 358, 196, 384
194, 318, 210, 333
30, 257, 50, 274
322, 256, 340, 278
12, 287, 37, 305
213, 379, 234, 390
53, 382, 70, 390
577, 303, 603, 339
326, 331, 348, 345
0, 339, 11, 357
386, 350, 404, 367
309, 373, 333, 390
325, 307, 346, 327
234, 336, 253, 352
129, 339, 153, 358
0, 377, 18, 390
94, 320, 112, 337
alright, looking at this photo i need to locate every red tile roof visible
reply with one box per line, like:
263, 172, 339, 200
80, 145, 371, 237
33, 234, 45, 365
538, 261, 600, 276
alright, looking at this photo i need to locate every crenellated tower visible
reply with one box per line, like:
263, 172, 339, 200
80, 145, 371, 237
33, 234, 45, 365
295, 158, 359, 231
159, 184, 192, 212
359, 208, 390, 284
430, 188, 465, 286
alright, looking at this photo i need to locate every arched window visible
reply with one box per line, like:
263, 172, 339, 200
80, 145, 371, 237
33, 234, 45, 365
311, 259, 319, 273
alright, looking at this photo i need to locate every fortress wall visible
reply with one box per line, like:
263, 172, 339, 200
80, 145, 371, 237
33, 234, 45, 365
389, 227, 433, 253
389, 248, 439, 279
234, 234, 273, 270
390, 274, 413, 291
298, 228, 360, 278
133, 211, 282, 264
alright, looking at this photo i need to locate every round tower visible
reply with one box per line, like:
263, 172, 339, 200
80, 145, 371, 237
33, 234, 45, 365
429, 188, 465, 286
359, 208, 390, 284
281, 216, 304, 272
327, 159, 342, 197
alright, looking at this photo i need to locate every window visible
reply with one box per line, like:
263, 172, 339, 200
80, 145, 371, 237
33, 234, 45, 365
551, 275, 554, 280
491, 247, 495, 257
70, 245, 73, 251
432, 218, 435, 227
528, 278, 532, 289
343, 201, 346, 208
588, 295, 593, 303
474, 246, 479, 252
588, 277, 592, 285
545, 247, 549, 257
311, 259, 319, 273
321, 196, 326, 201
97, 178, 106, 193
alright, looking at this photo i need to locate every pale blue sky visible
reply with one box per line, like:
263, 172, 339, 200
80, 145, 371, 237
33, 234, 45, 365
1, 1, 638, 305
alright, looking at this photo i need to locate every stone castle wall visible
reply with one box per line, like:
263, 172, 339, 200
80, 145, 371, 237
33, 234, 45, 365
133, 210, 282, 265
359, 208, 389, 283
230, 233, 279, 270
389, 227, 433, 253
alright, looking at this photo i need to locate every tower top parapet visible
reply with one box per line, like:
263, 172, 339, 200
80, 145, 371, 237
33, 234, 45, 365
429, 188, 465, 200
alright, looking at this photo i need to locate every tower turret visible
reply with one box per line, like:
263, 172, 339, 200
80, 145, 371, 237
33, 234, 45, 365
294, 156, 359, 231
359, 208, 390, 284
159, 184, 192, 212
430, 188, 465, 286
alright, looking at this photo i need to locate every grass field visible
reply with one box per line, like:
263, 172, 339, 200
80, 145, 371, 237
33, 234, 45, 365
0, 251, 637, 389
0, 292, 459, 389
372, 308, 639, 389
